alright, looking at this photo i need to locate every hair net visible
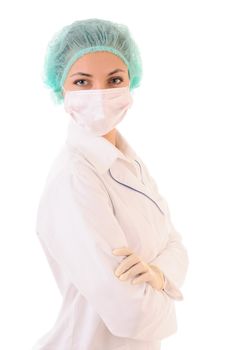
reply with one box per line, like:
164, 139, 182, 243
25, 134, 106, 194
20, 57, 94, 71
42, 18, 143, 104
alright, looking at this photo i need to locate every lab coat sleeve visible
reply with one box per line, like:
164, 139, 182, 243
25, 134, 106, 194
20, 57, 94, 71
146, 172, 189, 301
36, 163, 179, 341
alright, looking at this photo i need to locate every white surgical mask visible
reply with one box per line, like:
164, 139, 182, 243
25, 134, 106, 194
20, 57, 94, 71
63, 86, 133, 136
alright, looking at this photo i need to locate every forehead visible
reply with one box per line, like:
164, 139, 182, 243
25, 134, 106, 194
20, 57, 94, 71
69, 51, 128, 73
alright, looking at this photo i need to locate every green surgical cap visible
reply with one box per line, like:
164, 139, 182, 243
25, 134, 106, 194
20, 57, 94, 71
42, 18, 143, 104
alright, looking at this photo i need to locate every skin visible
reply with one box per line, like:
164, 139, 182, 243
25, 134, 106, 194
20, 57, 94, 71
62, 51, 130, 147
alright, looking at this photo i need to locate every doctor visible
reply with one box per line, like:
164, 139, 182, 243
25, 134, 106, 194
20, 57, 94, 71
33, 18, 189, 350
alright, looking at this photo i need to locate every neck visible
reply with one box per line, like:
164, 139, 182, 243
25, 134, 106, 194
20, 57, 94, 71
102, 128, 117, 147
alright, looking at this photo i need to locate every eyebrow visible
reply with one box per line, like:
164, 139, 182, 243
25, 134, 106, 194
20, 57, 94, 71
70, 68, 126, 78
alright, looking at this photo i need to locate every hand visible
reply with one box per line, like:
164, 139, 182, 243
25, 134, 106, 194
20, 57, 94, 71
112, 247, 165, 291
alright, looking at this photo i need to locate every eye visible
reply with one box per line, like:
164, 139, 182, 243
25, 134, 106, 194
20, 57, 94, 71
73, 79, 88, 86
109, 76, 124, 85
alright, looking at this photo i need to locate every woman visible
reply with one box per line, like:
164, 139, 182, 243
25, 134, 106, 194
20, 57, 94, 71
32, 18, 189, 350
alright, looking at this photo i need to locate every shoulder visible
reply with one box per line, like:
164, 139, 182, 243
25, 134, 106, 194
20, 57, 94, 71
39, 144, 112, 208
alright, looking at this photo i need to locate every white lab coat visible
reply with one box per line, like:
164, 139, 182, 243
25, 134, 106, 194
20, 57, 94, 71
32, 116, 189, 350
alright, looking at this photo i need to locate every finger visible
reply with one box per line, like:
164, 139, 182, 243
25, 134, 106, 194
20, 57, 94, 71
112, 247, 134, 256
132, 271, 151, 285
114, 253, 140, 277
119, 261, 148, 281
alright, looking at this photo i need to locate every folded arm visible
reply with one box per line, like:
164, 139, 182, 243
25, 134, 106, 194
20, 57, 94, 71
36, 163, 179, 341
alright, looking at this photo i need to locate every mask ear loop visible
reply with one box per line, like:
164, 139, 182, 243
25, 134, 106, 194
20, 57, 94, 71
61, 86, 67, 100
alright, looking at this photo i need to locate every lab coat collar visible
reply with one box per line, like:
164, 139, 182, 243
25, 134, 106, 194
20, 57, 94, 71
65, 117, 165, 215
65, 116, 138, 175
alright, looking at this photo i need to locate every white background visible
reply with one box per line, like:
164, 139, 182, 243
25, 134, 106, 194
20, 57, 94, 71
0, 1, 231, 349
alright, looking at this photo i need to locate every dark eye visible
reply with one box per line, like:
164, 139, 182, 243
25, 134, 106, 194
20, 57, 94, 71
73, 79, 88, 86
109, 77, 124, 85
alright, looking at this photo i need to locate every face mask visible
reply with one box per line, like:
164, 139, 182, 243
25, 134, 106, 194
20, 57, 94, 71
62, 86, 133, 136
